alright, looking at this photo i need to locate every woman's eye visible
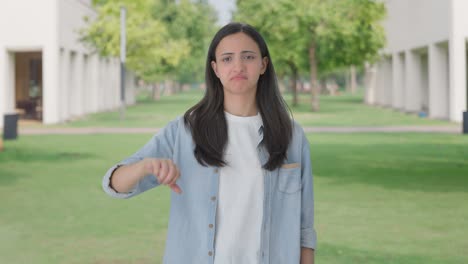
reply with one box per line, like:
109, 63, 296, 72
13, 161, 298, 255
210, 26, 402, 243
222, 57, 232, 63
244, 55, 255, 60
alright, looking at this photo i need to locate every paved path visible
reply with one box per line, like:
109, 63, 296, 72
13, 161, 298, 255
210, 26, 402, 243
18, 125, 462, 135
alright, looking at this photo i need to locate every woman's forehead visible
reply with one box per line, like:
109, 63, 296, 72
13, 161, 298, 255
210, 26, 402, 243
215, 32, 260, 55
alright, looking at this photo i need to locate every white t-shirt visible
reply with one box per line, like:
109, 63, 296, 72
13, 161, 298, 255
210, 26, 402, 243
214, 112, 264, 264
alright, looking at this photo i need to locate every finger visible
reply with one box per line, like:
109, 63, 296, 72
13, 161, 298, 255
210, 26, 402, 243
167, 165, 180, 186
150, 160, 161, 182
169, 183, 182, 194
163, 162, 177, 185
158, 160, 169, 184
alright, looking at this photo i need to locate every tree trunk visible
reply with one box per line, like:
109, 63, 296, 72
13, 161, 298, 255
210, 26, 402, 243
289, 62, 298, 106
164, 79, 173, 96
345, 68, 351, 93
152, 83, 160, 101
309, 41, 320, 111
175, 82, 181, 93
350, 65, 357, 94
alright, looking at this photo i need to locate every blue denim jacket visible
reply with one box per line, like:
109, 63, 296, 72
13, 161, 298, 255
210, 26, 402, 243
102, 117, 316, 263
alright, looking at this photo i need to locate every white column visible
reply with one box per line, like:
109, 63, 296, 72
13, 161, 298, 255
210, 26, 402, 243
103, 59, 109, 110
69, 52, 77, 116
383, 57, 393, 107
43, 45, 60, 124
83, 55, 90, 114
109, 59, 116, 109
75, 52, 84, 116
59, 48, 69, 121
392, 52, 405, 109
97, 57, 104, 111
111, 59, 118, 109
420, 52, 429, 113
449, 0, 468, 122
42, 0, 60, 124
405, 50, 421, 112
0, 50, 16, 127
429, 43, 450, 119
364, 62, 377, 105
0, 48, 6, 127
105, 58, 111, 110
112, 58, 119, 108
375, 60, 384, 105
89, 54, 99, 113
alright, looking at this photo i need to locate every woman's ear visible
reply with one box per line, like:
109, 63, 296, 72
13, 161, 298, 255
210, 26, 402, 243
261, 57, 269, 75
211, 61, 219, 77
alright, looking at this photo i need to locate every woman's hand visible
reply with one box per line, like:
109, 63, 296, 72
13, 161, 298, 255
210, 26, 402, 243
143, 158, 182, 194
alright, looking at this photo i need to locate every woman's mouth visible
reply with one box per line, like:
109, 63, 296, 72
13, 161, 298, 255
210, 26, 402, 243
231, 75, 247, 81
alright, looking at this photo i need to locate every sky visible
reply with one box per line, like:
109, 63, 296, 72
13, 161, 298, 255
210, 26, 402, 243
207, 0, 236, 26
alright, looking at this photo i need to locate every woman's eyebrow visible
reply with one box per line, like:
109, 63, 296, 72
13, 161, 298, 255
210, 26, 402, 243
241, 50, 257, 54
220, 50, 257, 56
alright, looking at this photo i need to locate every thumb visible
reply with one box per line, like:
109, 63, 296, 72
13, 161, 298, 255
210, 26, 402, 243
169, 183, 182, 194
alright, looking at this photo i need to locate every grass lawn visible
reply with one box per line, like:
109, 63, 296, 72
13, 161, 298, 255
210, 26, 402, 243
1, 133, 467, 263
24, 89, 457, 128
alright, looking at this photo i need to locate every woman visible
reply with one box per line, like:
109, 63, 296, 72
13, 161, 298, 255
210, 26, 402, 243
102, 22, 316, 264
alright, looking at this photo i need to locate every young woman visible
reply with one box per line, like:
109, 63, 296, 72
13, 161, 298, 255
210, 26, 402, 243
102, 22, 316, 264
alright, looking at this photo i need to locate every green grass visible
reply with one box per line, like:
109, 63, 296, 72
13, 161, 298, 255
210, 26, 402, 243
3, 89, 464, 262
26, 89, 456, 128
1, 133, 467, 263
284, 91, 455, 127
59, 90, 203, 128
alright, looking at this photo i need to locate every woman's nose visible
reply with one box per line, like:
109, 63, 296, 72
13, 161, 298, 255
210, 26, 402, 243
233, 57, 245, 72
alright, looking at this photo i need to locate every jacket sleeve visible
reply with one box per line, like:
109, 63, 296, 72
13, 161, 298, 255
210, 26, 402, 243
102, 118, 179, 199
300, 130, 317, 249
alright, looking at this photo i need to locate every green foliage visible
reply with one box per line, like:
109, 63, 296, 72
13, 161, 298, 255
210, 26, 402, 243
153, 0, 218, 83
314, 0, 387, 72
81, 0, 217, 83
235, 0, 386, 75
235, 0, 308, 77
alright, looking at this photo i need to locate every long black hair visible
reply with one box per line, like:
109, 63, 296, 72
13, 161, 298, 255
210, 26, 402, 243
183, 22, 292, 171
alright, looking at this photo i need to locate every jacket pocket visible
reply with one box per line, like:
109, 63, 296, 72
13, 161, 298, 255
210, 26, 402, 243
278, 164, 301, 194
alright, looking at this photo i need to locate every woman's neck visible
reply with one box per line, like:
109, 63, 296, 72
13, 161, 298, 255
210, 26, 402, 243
223, 94, 258, 116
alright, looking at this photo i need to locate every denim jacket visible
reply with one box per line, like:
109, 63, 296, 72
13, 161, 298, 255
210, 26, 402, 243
102, 116, 317, 264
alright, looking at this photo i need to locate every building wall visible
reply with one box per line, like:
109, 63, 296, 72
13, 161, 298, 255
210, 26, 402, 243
0, 0, 135, 127
0, 0, 56, 126
367, 0, 468, 122
0, 0, 56, 47
449, 0, 468, 122
383, 0, 450, 53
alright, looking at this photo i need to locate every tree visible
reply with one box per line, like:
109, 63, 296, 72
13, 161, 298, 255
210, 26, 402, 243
235, 0, 386, 111
298, 0, 386, 110
81, 0, 190, 85
154, 0, 218, 85
235, 0, 309, 106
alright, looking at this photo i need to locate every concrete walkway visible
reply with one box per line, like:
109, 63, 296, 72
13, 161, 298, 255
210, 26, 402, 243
18, 125, 462, 135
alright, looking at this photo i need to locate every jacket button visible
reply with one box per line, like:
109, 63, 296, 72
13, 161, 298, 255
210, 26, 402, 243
214, 168, 219, 173
208, 251, 213, 256
211, 196, 216, 201
209, 224, 214, 228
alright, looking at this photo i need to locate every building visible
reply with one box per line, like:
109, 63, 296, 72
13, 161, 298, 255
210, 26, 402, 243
365, 0, 468, 122
0, 0, 136, 126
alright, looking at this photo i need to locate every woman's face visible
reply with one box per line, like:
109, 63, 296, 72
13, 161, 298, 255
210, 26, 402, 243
211, 32, 268, 98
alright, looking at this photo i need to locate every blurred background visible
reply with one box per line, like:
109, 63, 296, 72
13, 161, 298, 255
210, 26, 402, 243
0, 0, 467, 263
